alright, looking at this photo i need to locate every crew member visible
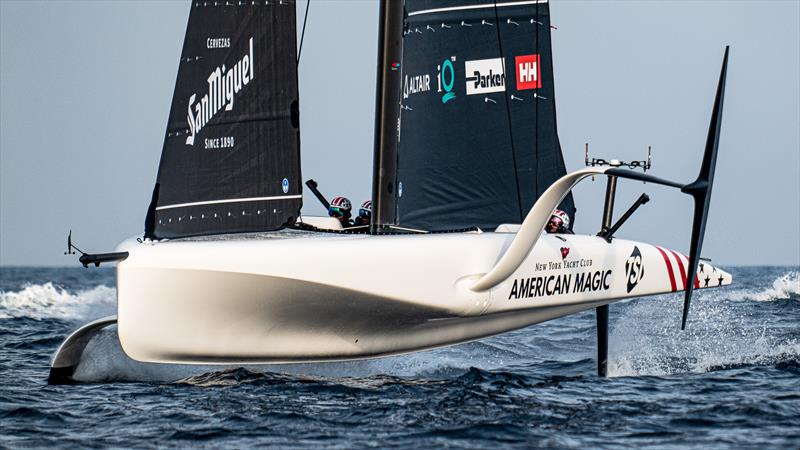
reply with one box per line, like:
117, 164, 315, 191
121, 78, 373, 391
545, 209, 572, 234
353, 200, 372, 226
328, 196, 353, 228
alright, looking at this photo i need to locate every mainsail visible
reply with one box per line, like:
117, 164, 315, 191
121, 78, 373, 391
145, 1, 301, 239
387, 0, 575, 231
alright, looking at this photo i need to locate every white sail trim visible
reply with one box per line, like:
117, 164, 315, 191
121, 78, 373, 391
156, 195, 302, 211
408, 0, 549, 17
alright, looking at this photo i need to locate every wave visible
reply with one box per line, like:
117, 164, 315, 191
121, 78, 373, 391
0, 282, 116, 321
727, 271, 800, 302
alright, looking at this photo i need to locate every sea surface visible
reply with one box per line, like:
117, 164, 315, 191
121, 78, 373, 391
1, 266, 798, 448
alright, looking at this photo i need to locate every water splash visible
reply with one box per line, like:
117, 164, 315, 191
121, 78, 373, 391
0, 282, 116, 321
728, 271, 800, 302
608, 286, 800, 377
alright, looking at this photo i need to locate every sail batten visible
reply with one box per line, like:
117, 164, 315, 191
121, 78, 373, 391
408, 0, 549, 17
155, 195, 303, 212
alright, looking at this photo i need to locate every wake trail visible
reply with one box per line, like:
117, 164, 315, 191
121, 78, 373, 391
727, 271, 799, 302
0, 283, 116, 321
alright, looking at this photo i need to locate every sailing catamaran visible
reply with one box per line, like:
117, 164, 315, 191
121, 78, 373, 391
50, 0, 731, 383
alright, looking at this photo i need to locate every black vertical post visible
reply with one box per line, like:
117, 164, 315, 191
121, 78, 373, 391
596, 174, 617, 377
596, 303, 609, 377
600, 176, 618, 235
370, 0, 404, 233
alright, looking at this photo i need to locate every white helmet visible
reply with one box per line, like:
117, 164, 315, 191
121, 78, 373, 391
547, 209, 570, 232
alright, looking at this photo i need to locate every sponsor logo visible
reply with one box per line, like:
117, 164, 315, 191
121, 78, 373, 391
625, 246, 645, 293
515, 54, 541, 90
204, 136, 234, 150
465, 58, 505, 95
560, 247, 570, 260
206, 37, 231, 49
535, 258, 593, 271
436, 57, 457, 103
391, 61, 400, 71
186, 37, 255, 146
508, 270, 613, 300
403, 73, 431, 99
282, 178, 289, 194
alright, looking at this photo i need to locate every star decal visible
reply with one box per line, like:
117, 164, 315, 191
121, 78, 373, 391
704, 276, 710, 287
717, 275, 724, 286
699, 263, 705, 273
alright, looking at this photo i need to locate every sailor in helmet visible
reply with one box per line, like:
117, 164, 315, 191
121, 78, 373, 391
353, 200, 372, 226
545, 209, 573, 234
328, 196, 353, 228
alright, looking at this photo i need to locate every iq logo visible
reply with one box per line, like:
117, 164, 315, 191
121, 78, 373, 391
515, 54, 541, 90
282, 178, 289, 194
437, 57, 456, 104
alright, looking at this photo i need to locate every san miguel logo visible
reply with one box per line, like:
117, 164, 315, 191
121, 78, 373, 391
515, 54, 541, 90
185, 37, 255, 146
625, 246, 645, 293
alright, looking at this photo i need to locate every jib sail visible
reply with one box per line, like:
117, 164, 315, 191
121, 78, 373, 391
145, 1, 301, 239
392, 0, 575, 231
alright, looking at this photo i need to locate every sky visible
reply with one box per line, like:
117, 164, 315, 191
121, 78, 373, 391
1, 0, 798, 266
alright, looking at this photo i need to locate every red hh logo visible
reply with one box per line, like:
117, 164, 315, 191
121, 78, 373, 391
515, 54, 541, 90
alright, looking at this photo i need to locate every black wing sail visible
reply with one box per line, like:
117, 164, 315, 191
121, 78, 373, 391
394, 0, 574, 231
145, 1, 301, 239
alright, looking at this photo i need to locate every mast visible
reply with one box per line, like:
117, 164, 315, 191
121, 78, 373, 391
370, 0, 405, 233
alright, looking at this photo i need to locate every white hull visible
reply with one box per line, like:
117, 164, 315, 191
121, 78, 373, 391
115, 230, 731, 364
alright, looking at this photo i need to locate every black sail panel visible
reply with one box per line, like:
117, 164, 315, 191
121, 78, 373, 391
147, 2, 301, 239
395, 0, 575, 231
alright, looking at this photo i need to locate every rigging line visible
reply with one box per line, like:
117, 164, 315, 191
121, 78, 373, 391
492, 1, 524, 222
297, 0, 310, 64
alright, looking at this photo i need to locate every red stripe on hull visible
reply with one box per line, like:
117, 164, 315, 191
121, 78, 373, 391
681, 252, 701, 288
655, 246, 677, 292
681, 253, 700, 289
669, 249, 688, 290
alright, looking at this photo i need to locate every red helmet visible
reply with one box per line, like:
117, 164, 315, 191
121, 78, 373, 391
358, 200, 372, 219
328, 196, 352, 219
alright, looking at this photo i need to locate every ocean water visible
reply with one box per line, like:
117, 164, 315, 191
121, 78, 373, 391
1, 266, 798, 448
